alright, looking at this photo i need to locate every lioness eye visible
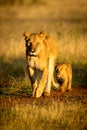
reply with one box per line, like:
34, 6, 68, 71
28, 42, 32, 46
56, 68, 59, 73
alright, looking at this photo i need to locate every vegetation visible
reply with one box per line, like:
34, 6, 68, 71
0, 100, 87, 130
0, 0, 87, 130
0, 0, 45, 5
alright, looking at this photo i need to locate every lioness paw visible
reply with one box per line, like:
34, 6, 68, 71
44, 92, 50, 97
36, 89, 43, 98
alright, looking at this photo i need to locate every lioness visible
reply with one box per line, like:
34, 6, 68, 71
55, 63, 72, 92
23, 31, 58, 98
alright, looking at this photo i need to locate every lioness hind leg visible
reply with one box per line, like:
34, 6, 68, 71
44, 57, 55, 96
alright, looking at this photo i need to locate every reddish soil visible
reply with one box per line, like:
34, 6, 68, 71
0, 86, 87, 107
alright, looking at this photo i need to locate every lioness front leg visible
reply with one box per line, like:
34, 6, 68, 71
28, 66, 37, 97
36, 67, 48, 98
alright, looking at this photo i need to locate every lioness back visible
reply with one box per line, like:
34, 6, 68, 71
45, 36, 58, 58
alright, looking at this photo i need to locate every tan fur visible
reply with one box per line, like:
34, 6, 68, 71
23, 31, 58, 98
55, 63, 72, 92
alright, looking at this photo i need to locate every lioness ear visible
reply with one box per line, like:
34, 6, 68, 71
39, 31, 46, 39
23, 31, 30, 41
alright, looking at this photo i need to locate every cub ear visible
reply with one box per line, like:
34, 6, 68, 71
39, 31, 46, 39
23, 31, 30, 40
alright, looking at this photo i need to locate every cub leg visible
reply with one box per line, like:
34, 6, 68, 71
60, 80, 67, 92
67, 77, 72, 91
67, 65, 72, 91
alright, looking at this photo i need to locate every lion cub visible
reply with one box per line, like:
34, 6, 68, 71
23, 31, 58, 98
55, 63, 72, 92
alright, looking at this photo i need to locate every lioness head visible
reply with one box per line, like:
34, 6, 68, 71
23, 31, 46, 57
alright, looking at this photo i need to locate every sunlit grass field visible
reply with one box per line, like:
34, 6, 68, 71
0, 101, 87, 130
0, 0, 87, 130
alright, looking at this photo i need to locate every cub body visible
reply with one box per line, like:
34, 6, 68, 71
23, 31, 58, 97
55, 63, 72, 92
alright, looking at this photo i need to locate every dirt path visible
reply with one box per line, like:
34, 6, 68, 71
0, 87, 87, 107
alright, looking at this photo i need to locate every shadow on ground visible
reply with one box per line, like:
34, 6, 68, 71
0, 56, 87, 96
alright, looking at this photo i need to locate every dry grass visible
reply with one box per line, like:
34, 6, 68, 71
0, 101, 87, 130
0, 0, 87, 63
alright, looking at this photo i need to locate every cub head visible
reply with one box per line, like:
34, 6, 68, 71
55, 64, 66, 84
23, 31, 46, 57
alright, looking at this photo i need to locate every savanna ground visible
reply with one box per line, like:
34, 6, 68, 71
0, 0, 87, 130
